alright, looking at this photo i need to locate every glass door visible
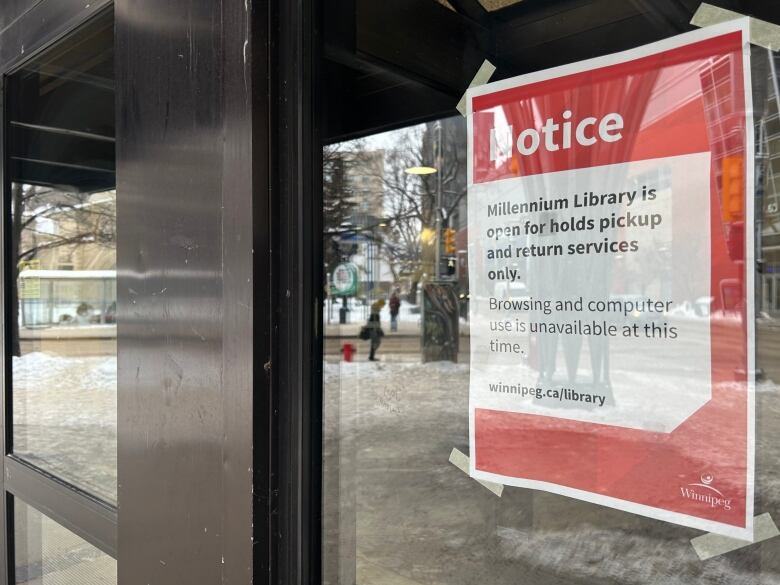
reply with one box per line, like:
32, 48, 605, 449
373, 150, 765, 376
319, 3, 780, 585
3, 8, 117, 583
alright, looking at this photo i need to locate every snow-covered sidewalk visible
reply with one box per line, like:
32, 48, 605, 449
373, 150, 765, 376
323, 359, 780, 585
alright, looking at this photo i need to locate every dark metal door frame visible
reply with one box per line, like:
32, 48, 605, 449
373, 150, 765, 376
0, 0, 325, 583
115, 0, 258, 581
266, 0, 323, 581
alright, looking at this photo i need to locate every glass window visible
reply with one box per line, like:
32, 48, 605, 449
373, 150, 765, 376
322, 5, 780, 585
7, 12, 116, 503
13, 498, 116, 584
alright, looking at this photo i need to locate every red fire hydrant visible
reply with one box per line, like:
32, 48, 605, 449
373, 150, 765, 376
342, 343, 355, 362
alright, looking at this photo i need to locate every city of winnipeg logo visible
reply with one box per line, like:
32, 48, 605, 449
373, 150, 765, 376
679, 473, 732, 510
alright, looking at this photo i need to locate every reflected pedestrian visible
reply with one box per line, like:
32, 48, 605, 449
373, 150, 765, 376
389, 289, 401, 332
365, 299, 385, 361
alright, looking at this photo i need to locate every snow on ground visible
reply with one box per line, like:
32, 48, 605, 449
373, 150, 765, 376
322, 359, 780, 585
8, 347, 780, 583
12, 352, 116, 503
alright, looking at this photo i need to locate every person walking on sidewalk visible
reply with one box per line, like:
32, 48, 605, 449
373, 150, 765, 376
389, 289, 401, 333
364, 299, 385, 361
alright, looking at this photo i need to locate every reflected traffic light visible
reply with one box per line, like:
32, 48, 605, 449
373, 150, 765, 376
444, 227, 457, 254
721, 155, 744, 222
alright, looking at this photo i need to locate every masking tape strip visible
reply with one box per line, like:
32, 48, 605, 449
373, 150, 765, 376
691, 3, 780, 51
456, 59, 497, 117
449, 447, 503, 497
690, 513, 779, 560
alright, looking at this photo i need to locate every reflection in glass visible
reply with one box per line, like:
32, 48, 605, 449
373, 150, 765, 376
14, 499, 116, 584
323, 53, 780, 583
323, 119, 472, 585
8, 12, 116, 503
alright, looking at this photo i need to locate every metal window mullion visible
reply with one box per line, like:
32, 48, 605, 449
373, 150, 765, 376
3, 457, 117, 558
0, 78, 8, 585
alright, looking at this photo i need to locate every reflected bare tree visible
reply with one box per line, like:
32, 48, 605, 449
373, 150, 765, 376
372, 121, 466, 302
10, 183, 116, 356
323, 119, 466, 302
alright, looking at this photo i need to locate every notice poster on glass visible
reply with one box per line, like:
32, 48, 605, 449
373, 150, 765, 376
467, 20, 754, 539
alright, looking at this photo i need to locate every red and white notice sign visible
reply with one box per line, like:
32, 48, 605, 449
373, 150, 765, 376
467, 20, 754, 539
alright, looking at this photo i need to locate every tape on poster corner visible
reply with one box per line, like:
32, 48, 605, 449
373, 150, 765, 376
691, 3, 780, 51
449, 447, 503, 497
691, 513, 779, 560
456, 60, 497, 117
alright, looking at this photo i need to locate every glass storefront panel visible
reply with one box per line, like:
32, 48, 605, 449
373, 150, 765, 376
322, 7, 780, 585
7, 12, 117, 503
13, 499, 116, 584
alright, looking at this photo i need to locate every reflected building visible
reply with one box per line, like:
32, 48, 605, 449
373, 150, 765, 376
344, 150, 395, 298
760, 53, 780, 314
16, 188, 116, 328
325, 148, 395, 301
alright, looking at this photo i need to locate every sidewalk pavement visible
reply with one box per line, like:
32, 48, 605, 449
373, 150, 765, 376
324, 318, 421, 337
325, 317, 470, 338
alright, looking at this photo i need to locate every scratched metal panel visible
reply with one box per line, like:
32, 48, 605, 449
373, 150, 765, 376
0, 1, 38, 33
0, 0, 112, 72
115, 0, 255, 582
